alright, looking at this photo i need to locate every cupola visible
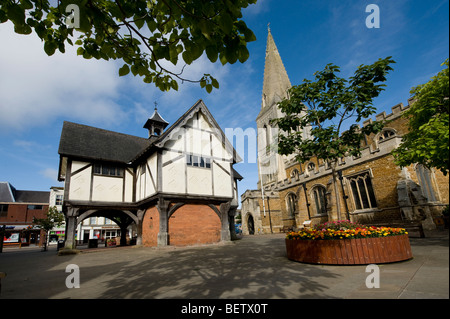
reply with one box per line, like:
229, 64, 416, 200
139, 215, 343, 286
143, 106, 169, 138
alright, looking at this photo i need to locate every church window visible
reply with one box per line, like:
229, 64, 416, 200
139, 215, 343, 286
290, 169, 299, 179
348, 172, 377, 210
264, 124, 271, 155
415, 164, 436, 202
378, 129, 395, 141
307, 162, 315, 172
286, 193, 297, 217
311, 185, 327, 215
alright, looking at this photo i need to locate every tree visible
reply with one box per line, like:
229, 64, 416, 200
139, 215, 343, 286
391, 59, 449, 175
33, 206, 65, 251
0, 0, 257, 93
271, 57, 395, 220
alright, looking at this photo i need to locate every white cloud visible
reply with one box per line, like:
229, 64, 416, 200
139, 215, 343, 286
40, 168, 59, 181
0, 22, 125, 132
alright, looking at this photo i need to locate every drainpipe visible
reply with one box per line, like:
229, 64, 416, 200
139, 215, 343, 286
303, 183, 311, 220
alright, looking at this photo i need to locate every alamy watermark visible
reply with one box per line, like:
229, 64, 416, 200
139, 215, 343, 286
366, 4, 380, 28
65, 264, 80, 288
65, 4, 80, 28
365, 264, 380, 288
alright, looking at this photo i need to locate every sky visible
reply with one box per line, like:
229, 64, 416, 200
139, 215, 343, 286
0, 0, 448, 207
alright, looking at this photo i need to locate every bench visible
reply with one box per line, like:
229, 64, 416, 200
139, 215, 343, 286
367, 221, 425, 238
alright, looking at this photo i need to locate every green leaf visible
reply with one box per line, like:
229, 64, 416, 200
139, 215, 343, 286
238, 45, 249, 63
134, 17, 145, 30
182, 50, 193, 65
119, 64, 130, 76
211, 77, 219, 89
218, 13, 233, 34
44, 41, 57, 56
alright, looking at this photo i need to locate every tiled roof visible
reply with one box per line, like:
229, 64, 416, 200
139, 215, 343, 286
58, 121, 154, 164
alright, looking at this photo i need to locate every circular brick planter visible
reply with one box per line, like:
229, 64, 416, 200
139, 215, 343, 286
285, 234, 413, 265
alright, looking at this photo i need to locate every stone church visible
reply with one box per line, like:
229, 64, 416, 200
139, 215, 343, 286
241, 29, 449, 235
58, 99, 242, 251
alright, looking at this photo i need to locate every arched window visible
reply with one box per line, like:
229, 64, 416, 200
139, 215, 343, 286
415, 164, 436, 202
307, 162, 316, 172
311, 185, 327, 215
286, 193, 297, 217
264, 124, 271, 155
290, 168, 300, 179
348, 172, 377, 210
378, 129, 395, 141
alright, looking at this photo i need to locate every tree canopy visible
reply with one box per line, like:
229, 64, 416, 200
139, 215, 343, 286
0, 0, 257, 92
391, 59, 449, 175
272, 57, 395, 164
272, 57, 395, 219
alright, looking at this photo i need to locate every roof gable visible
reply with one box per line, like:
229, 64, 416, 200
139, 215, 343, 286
150, 99, 242, 163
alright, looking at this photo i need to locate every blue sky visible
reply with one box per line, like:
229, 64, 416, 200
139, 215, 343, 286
0, 0, 448, 207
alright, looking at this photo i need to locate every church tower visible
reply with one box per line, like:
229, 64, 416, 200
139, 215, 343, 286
256, 27, 292, 189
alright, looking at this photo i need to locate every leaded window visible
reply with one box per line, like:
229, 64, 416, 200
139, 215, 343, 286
348, 172, 377, 210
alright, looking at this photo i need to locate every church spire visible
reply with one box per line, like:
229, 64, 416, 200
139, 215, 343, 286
261, 27, 291, 112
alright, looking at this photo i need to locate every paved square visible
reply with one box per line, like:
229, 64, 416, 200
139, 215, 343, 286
0, 231, 448, 300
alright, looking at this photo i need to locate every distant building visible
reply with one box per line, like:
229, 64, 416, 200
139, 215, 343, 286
0, 182, 49, 246
241, 29, 449, 235
57, 100, 242, 250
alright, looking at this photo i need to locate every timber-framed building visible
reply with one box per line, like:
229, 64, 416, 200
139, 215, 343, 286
58, 100, 242, 251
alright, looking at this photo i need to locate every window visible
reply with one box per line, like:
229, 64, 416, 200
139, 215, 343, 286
90, 217, 97, 225
0, 204, 8, 217
348, 172, 377, 210
27, 205, 43, 210
312, 186, 327, 215
307, 162, 316, 172
286, 193, 297, 217
415, 164, 436, 202
55, 195, 63, 206
264, 124, 271, 155
378, 129, 395, 141
186, 154, 211, 169
290, 169, 300, 179
93, 164, 124, 177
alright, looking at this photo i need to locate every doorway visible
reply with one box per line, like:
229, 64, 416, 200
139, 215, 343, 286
83, 230, 90, 244
247, 214, 255, 235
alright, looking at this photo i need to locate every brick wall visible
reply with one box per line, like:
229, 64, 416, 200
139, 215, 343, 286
0, 203, 48, 224
169, 204, 221, 246
141, 204, 222, 247
142, 206, 159, 247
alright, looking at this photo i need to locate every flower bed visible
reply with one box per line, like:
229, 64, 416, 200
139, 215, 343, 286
285, 220, 413, 265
